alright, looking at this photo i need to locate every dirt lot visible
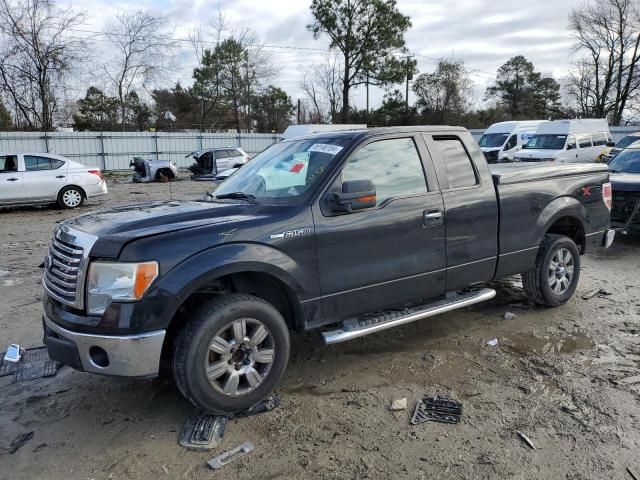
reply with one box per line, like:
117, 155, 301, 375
1, 178, 640, 480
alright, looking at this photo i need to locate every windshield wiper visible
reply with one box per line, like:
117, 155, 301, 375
215, 191, 258, 204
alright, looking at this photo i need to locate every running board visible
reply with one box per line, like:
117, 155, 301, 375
322, 288, 496, 345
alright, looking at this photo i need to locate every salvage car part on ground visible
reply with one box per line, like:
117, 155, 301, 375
410, 396, 463, 425
130, 157, 178, 183
0, 346, 59, 382
207, 441, 255, 470
179, 414, 227, 451
187, 147, 249, 181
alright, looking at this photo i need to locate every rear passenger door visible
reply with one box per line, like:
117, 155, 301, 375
576, 133, 593, 162
313, 135, 446, 321
425, 134, 499, 291
23, 155, 67, 201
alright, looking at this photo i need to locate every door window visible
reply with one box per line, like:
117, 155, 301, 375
215, 150, 230, 159
226, 149, 241, 158
592, 132, 607, 146
24, 155, 56, 171
505, 134, 517, 150
577, 133, 592, 148
566, 135, 577, 150
433, 137, 478, 189
0, 155, 18, 172
341, 137, 427, 205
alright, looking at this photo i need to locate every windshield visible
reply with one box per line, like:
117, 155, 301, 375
608, 149, 640, 173
212, 137, 350, 204
478, 133, 509, 148
615, 135, 640, 149
524, 134, 567, 150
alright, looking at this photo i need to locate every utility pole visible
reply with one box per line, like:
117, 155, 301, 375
297, 98, 301, 124
366, 72, 369, 124
402, 55, 414, 123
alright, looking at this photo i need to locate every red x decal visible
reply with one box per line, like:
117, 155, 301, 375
582, 186, 592, 197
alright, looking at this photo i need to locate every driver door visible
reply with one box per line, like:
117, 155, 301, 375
0, 154, 25, 203
312, 135, 446, 322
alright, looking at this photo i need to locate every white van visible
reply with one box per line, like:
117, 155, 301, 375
513, 119, 613, 163
478, 120, 548, 163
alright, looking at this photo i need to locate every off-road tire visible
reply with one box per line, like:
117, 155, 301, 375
522, 234, 581, 307
172, 294, 290, 414
57, 186, 84, 209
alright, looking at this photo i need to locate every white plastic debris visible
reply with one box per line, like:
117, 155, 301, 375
390, 398, 407, 411
504, 311, 516, 321
487, 338, 498, 347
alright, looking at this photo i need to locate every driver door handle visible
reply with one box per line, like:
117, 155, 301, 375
6, 178, 19, 182
423, 209, 443, 226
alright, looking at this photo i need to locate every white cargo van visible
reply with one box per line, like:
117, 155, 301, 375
478, 120, 548, 163
513, 119, 613, 163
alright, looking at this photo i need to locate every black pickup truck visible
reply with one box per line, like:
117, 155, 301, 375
42, 126, 615, 414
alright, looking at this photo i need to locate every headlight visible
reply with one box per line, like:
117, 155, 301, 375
87, 261, 158, 315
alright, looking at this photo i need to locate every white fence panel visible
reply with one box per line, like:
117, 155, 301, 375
2, 126, 639, 171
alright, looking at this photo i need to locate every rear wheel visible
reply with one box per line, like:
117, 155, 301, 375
57, 186, 84, 209
522, 234, 581, 307
172, 294, 290, 414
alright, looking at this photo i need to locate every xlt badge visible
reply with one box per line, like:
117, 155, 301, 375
270, 228, 312, 240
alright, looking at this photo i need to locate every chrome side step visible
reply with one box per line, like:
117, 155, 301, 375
322, 288, 496, 345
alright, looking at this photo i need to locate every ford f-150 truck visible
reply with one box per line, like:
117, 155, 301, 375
42, 126, 615, 414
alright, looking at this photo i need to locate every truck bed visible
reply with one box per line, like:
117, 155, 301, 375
490, 162, 609, 185
489, 161, 611, 279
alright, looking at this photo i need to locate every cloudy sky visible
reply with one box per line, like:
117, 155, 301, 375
66, 0, 584, 109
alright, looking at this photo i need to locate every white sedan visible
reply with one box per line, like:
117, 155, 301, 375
0, 152, 108, 209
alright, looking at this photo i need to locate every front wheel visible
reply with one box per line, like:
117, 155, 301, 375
522, 234, 581, 307
172, 294, 290, 414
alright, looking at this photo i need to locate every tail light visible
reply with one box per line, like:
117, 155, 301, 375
602, 182, 612, 211
88, 169, 104, 180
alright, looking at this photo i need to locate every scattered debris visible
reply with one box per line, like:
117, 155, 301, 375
487, 338, 498, 347
179, 415, 227, 451
516, 430, 536, 450
503, 311, 516, 321
0, 346, 60, 382
613, 375, 640, 385
161, 465, 170, 475
390, 398, 407, 411
3, 344, 23, 363
411, 396, 463, 425
207, 441, 255, 470
628, 467, 640, 480
582, 288, 612, 300
233, 392, 280, 418
9, 431, 33, 454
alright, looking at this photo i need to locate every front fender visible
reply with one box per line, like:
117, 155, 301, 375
146, 242, 312, 329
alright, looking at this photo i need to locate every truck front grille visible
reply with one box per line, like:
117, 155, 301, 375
42, 227, 97, 310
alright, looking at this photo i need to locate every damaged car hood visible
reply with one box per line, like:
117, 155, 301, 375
63, 200, 256, 239
610, 173, 640, 192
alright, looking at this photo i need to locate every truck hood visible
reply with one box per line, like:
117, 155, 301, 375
64, 200, 255, 238
610, 173, 640, 192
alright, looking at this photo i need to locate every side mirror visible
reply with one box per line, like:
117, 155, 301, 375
331, 179, 376, 212
566, 144, 575, 151
606, 141, 616, 147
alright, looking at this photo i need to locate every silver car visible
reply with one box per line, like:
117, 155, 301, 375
0, 152, 108, 208
187, 147, 251, 180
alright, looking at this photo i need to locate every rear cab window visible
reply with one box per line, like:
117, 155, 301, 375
432, 137, 478, 189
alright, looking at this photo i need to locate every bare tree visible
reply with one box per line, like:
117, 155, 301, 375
103, 10, 175, 130
299, 54, 343, 123
568, 0, 640, 125
0, 0, 87, 130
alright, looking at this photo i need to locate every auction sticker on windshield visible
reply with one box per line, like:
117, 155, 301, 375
308, 144, 343, 155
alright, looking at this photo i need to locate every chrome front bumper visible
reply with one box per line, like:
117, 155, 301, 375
44, 315, 165, 378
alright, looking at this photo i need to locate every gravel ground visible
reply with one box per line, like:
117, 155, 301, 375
1, 177, 639, 480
